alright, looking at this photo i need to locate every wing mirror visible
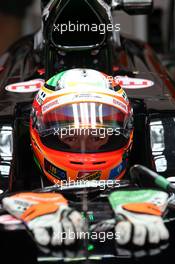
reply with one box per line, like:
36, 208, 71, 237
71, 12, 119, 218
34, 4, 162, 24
112, 0, 153, 15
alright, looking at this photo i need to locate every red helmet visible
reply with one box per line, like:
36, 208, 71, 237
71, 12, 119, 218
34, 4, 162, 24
30, 69, 133, 184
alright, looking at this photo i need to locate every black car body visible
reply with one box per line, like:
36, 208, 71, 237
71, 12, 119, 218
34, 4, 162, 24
1, 0, 175, 263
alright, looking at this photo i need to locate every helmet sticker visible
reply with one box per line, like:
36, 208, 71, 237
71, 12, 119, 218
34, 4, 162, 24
42, 98, 59, 113
77, 171, 101, 181
36, 89, 47, 105
5, 79, 45, 93
42, 93, 128, 114
109, 160, 127, 180
44, 159, 67, 181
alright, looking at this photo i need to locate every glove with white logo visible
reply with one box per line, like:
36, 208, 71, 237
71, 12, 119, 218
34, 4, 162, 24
108, 189, 169, 246
2, 192, 84, 246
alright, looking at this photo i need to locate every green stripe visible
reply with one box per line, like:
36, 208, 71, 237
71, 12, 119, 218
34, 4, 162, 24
47, 71, 66, 86
155, 177, 169, 190
33, 155, 42, 172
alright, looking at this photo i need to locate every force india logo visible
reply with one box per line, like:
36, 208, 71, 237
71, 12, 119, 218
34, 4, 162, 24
77, 171, 101, 181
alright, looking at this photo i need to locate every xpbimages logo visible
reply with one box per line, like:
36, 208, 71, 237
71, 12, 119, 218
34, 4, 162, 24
54, 230, 121, 243
53, 126, 121, 139
53, 21, 121, 35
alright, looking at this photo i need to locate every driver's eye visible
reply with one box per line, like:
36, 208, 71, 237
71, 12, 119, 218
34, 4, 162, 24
63, 137, 77, 142
91, 136, 102, 142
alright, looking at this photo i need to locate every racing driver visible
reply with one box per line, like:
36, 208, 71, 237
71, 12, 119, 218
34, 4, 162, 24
1, 69, 170, 249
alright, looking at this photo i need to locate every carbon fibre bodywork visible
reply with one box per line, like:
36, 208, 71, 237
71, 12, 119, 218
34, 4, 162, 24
0, 2, 175, 261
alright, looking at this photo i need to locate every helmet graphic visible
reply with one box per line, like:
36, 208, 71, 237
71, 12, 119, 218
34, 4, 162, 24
30, 69, 134, 184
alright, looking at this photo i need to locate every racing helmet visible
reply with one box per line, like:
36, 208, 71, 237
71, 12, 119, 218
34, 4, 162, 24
30, 69, 134, 184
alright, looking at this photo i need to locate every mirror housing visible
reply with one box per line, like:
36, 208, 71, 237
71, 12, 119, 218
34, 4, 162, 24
112, 0, 153, 15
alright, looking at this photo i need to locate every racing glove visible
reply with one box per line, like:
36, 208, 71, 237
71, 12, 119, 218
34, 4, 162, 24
108, 189, 169, 246
2, 192, 84, 246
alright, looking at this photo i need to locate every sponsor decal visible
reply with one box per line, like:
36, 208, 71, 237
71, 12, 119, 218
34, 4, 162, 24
44, 159, 67, 180
56, 93, 128, 113
36, 90, 47, 105
40, 90, 128, 114
113, 98, 127, 112
114, 76, 154, 89
73, 94, 102, 100
42, 98, 59, 113
5, 79, 45, 93
109, 160, 127, 180
121, 90, 128, 101
77, 171, 101, 181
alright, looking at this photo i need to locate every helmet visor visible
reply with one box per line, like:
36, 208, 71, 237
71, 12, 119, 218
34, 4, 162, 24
37, 102, 131, 153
